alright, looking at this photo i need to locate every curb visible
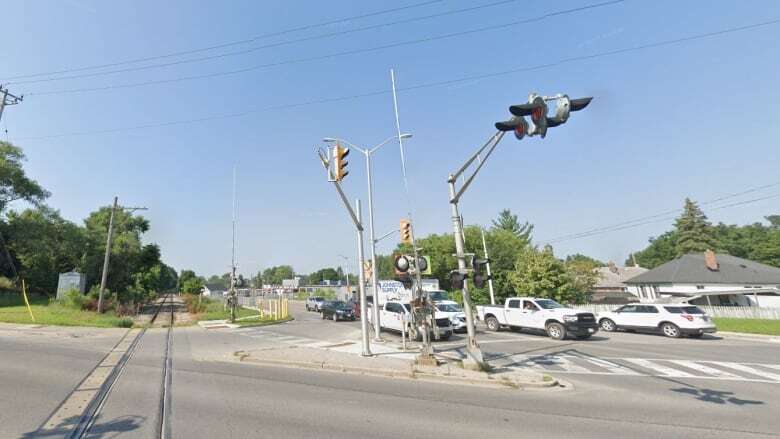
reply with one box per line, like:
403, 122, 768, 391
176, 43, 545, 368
717, 331, 780, 343
237, 355, 559, 389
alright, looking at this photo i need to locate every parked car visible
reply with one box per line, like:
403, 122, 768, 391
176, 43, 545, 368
476, 297, 599, 340
368, 300, 453, 341
320, 300, 356, 321
433, 300, 467, 333
305, 296, 325, 312
597, 304, 717, 338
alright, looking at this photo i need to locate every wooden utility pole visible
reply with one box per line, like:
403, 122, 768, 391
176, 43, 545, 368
0, 85, 23, 123
97, 197, 118, 313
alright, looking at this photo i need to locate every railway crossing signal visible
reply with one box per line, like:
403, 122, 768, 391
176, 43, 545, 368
495, 93, 593, 139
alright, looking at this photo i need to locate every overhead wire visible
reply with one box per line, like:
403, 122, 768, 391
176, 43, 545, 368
1, 0, 445, 82
15, 17, 780, 141
10, 0, 527, 86
23, 0, 624, 94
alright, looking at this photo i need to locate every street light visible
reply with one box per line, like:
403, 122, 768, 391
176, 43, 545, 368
337, 254, 352, 299
324, 133, 412, 342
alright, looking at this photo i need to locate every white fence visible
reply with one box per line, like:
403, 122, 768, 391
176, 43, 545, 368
571, 304, 780, 320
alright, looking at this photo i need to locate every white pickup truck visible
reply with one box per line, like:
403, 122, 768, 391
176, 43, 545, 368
476, 297, 599, 340
368, 300, 453, 341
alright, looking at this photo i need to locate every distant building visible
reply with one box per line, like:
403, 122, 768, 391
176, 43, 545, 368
625, 250, 780, 307
282, 277, 302, 289
589, 263, 648, 304
202, 283, 226, 297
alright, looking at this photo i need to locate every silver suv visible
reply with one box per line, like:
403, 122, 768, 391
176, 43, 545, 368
305, 296, 325, 312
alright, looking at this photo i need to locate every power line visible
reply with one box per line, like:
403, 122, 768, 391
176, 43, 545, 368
541, 181, 780, 243
11, 0, 526, 87
23, 0, 624, 94
15, 17, 780, 141
1, 0, 445, 82
540, 190, 780, 245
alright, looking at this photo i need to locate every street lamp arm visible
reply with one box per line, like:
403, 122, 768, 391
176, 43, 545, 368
368, 133, 411, 155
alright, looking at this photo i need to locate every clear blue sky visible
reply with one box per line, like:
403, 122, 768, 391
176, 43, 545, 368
3, 0, 779, 278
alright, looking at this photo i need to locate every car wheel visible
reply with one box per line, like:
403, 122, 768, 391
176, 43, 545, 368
546, 322, 567, 340
485, 316, 500, 332
600, 318, 616, 332
321, 312, 325, 320
332, 313, 338, 322
409, 326, 422, 342
661, 322, 681, 338
306, 305, 310, 311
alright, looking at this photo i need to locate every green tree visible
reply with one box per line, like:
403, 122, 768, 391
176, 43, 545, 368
563, 254, 601, 295
674, 198, 718, 256
262, 265, 295, 285
0, 142, 50, 213
628, 230, 678, 269
509, 246, 584, 304
491, 209, 533, 245
1, 207, 85, 292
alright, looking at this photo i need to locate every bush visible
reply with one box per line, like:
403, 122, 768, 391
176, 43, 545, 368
182, 293, 209, 313
117, 318, 134, 328
63, 289, 87, 310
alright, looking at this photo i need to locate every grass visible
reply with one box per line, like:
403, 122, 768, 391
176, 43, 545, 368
0, 295, 134, 328
194, 300, 291, 326
714, 318, 780, 336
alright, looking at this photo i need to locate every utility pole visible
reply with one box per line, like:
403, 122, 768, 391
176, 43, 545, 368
98, 197, 118, 314
354, 199, 371, 355
228, 167, 238, 323
481, 228, 496, 305
98, 197, 148, 313
0, 85, 23, 123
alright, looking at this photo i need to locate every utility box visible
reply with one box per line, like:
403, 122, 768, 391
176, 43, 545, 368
56, 272, 86, 299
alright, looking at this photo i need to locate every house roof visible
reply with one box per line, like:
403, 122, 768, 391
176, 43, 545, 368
204, 283, 226, 292
594, 265, 648, 288
625, 253, 780, 285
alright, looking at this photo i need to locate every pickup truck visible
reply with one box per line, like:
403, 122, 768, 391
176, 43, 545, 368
476, 297, 599, 340
368, 300, 453, 341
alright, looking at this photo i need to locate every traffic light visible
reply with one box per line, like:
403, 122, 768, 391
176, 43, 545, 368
450, 270, 466, 290
496, 93, 593, 139
399, 219, 412, 244
418, 256, 432, 275
333, 144, 349, 181
471, 256, 490, 288
394, 254, 411, 275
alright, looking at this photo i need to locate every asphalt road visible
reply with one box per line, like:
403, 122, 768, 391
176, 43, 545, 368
2, 301, 779, 438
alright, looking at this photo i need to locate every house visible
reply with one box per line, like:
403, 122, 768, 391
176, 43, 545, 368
202, 283, 226, 297
624, 250, 780, 307
589, 262, 648, 304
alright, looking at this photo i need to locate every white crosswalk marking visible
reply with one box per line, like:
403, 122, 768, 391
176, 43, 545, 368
716, 362, 780, 381
570, 354, 641, 375
760, 364, 780, 372
667, 360, 741, 379
522, 355, 591, 373
622, 358, 696, 377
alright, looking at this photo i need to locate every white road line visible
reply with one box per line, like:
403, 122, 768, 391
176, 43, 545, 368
568, 354, 641, 375
716, 362, 780, 381
622, 358, 696, 377
521, 355, 591, 373
667, 360, 741, 379
757, 364, 780, 371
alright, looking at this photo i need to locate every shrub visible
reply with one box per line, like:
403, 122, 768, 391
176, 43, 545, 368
116, 318, 134, 328
63, 289, 87, 310
182, 293, 208, 313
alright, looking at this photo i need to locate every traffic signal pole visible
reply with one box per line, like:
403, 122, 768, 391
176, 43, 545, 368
448, 131, 505, 370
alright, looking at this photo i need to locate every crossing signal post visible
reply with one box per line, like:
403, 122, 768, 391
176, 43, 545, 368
449, 92, 592, 371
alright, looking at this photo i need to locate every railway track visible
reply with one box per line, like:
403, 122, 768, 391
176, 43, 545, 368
34, 294, 177, 438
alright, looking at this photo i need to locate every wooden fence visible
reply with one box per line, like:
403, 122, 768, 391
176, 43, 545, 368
570, 304, 780, 319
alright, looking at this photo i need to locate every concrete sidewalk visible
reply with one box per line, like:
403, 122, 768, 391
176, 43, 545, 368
231, 344, 559, 390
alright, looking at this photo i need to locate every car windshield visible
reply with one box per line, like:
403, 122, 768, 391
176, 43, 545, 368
436, 303, 462, 312
332, 301, 350, 309
535, 299, 564, 309
429, 291, 449, 301
664, 306, 705, 314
